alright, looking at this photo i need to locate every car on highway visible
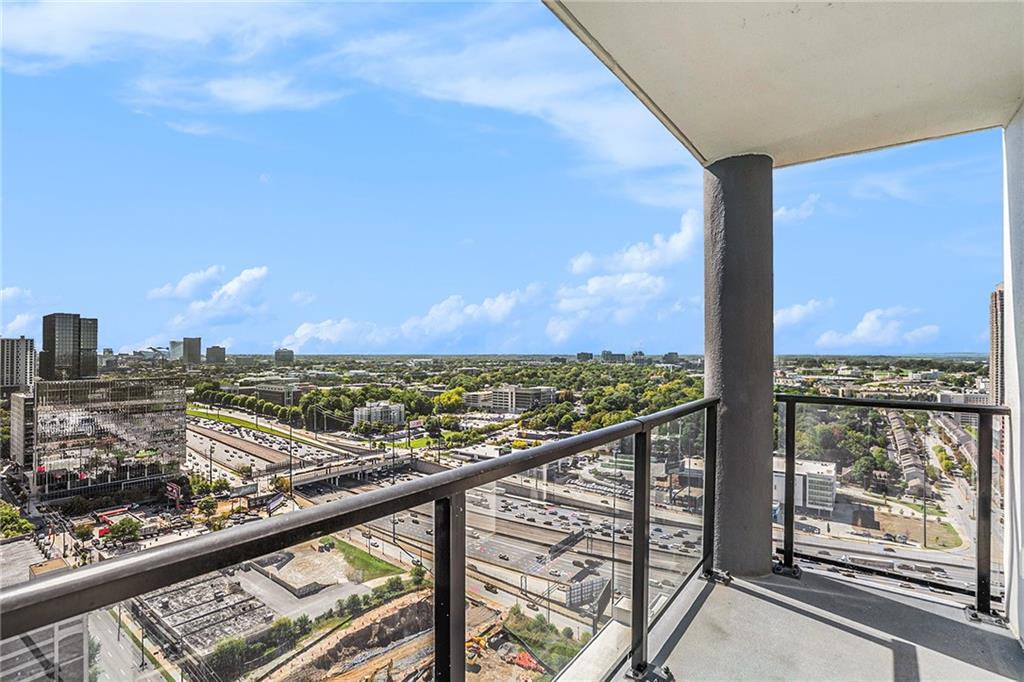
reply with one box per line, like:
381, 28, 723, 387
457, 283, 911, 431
499, 553, 510, 560
370, 540, 380, 547
549, 569, 561, 577
484, 584, 498, 593
526, 602, 539, 611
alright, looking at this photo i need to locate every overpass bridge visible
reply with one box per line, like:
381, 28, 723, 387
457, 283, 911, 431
290, 453, 416, 487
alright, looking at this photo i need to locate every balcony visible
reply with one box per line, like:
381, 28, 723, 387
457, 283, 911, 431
2, 395, 1022, 681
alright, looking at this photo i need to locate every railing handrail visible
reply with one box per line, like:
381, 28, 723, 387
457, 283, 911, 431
0, 396, 719, 640
775, 392, 1011, 416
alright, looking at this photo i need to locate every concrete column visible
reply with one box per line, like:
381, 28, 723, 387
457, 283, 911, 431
1002, 103, 1024, 644
704, 154, 774, 576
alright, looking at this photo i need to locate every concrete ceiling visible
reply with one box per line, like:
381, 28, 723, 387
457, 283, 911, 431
548, 1, 1024, 168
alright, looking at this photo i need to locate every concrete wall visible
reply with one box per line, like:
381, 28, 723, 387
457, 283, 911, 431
1002, 103, 1024, 643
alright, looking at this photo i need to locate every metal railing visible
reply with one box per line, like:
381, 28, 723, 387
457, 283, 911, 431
774, 393, 1011, 615
0, 396, 720, 682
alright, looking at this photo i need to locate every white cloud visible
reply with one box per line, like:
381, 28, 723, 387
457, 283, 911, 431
0, 287, 32, 302
290, 291, 316, 306
567, 210, 699, 275
774, 298, 831, 328
401, 284, 540, 338
903, 324, 940, 344
282, 318, 394, 351
335, 7, 689, 173
166, 121, 220, 137
2, 2, 331, 73
774, 194, 820, 223
148, 265, 223, 299
283, 284, 541, 351
133, 74, 344, 113
171, 265, 269, 328
2, 313, 36, 336
215, 337, 235, 349
568, 252, 595, 275
816, 307, 938, 348
547, 272, 666, 344
259, 173, 271, 184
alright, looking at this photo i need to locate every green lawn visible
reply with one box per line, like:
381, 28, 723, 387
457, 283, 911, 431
897, 500, 947, 516
320, 536, 402, 582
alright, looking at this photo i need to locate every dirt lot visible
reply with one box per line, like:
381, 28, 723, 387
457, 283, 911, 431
876, 511, 962, 549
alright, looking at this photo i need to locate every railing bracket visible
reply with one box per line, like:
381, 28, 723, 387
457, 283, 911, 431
772, 560, 802, 579
626, 664, 676, 681
701, 568, 732, 585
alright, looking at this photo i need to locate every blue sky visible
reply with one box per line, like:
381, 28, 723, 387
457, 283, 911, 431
0, 2, 1005, 355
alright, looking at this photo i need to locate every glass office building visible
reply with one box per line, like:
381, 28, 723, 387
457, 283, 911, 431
31, 378, 185, 501
38, 313, 98, 380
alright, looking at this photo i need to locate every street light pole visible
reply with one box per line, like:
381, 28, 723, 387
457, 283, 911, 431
289, 423, 294, 501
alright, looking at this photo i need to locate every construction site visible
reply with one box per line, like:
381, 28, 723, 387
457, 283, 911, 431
262, 588, 563, 682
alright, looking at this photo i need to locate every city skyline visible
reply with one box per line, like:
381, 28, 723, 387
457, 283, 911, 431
1, 2, 1006, 355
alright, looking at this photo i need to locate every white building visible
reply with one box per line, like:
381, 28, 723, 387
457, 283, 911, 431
1, 336, 36, 393
354, 400, 405, 426
771, 457, 837, 515
936, 391, 990, 428
490, 385, 557, 413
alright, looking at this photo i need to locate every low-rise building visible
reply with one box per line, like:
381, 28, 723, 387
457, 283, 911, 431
205, 345, 226, 364
354, 400, 405, 426
490, 385, 556, 413
771, 457, 838, 515
936, 390, 990, 428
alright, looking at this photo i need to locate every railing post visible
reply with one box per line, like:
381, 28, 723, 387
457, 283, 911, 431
702, 404, 718, 573
630, 428, 651, 674
434, 493, 466, 682
976, 413, 992, 615
784, 400, 796, 569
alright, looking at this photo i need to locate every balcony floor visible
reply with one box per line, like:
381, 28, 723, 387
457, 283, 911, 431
628, 570, 1024, 681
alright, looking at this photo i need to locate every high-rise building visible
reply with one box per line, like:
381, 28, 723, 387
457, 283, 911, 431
182, 337, 202, 365
1, 336, 36, 395
206, 346, 226, 364
10, 392, 34, 469
169, 340, 183, 361
990, 283, 1005, 406
27, 378, 186, 502
274, 348, 295, 365
577, 352, 594, 361
38, 313, 98, 380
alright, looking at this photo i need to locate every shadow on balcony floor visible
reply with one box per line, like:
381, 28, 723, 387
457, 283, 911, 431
642, 571, 1023, 681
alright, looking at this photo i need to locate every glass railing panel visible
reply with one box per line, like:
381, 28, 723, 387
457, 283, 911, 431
648, 411, 706, 623
464, 441, 633, 680
776, 401, 988, 607
2, 473, 433, 681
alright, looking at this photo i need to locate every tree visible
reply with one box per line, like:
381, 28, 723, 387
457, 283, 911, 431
561, 626, 574, 639
294, 614, 312, 636
410, 565, 426, 586
107, 517, 142, 543
385, 576, 404, 594
208, 637, 247, 681
433, 388, 466, 414
345, 594, 363, 615
0, 501, 34, 538
74, 526, 94, 542
211, 478, 231, 493
197, 496, 218, 517
192, 479, 211, 496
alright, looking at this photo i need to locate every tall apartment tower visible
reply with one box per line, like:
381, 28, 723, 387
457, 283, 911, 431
990, 283, 1005, 406
38, 313, 98, 380
183, 337, 202, 365
1, 336, 36, 394
169, 340, 184, 361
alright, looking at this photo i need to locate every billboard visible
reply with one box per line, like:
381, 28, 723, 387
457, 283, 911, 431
567, 576, 607, 609
267, 493, 287, 514
165, 482, 181, 500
